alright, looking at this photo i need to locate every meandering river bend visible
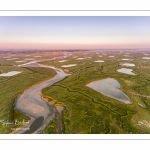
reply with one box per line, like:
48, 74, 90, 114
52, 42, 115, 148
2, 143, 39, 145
15, 57, 70, 134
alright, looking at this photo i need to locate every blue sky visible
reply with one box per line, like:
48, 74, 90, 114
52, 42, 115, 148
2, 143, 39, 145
0, 16, 150, 50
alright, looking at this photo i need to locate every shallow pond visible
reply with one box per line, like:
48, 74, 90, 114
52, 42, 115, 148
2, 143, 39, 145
142, 57, 150, 59
0, 71, 21, 77
61, 64, 77, 67
77, 58, 84, 60
25, 58, 35, 60
15, 61, 26, 63
7, 58, 19, 60
59, 60, 68, 62
117, 68, 135, 75
122, 59, 129, 60
94, 60, 104, 62
122, 63, 135, 67
86, 78, 131, 104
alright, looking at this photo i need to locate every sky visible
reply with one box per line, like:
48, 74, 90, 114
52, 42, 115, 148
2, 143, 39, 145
0, 16, 150, 50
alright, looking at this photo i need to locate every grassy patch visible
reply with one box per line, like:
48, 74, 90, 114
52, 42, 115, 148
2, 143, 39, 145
42, 51, 150, 133
0, 59, 56, 133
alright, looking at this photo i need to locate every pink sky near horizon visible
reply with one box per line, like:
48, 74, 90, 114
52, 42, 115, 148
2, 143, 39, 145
1, 16, 150, 50
1, 41, 150, 50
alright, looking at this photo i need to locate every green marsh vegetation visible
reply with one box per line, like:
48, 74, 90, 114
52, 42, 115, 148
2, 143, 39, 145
1, 50, 150, 134
0, 55, 56, 133
42, 51, 150, 133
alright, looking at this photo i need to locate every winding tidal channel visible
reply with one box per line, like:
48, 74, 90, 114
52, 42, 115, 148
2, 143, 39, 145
14, 57, 70, 134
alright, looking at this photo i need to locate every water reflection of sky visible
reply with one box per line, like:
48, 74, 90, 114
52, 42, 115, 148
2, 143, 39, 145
86, 78, 131, 104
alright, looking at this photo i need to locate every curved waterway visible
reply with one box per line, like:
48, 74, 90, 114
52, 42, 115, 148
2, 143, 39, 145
15, 57, 70, 134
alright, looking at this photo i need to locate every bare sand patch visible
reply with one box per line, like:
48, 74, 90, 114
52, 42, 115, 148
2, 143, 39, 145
56, 105, 64, 113
135, 120, 150, 128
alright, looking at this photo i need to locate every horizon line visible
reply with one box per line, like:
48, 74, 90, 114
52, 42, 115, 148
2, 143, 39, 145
0, 48, 150, 51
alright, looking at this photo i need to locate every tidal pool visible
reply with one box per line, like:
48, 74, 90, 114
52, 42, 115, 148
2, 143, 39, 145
86, 78, 131, 104
25, 58, 35, 60
142, 57, 150, 59
59, 60, 68, 62
15, 61, 26, 63
7, 58, 19, 60
77, 58, 84, 60
94, 60, 104, 62
0, 71, 21, 77
117, 68, 135, 75
122, 63, 135, 67
61, 64, 77, 68
122, 59, 129, 60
